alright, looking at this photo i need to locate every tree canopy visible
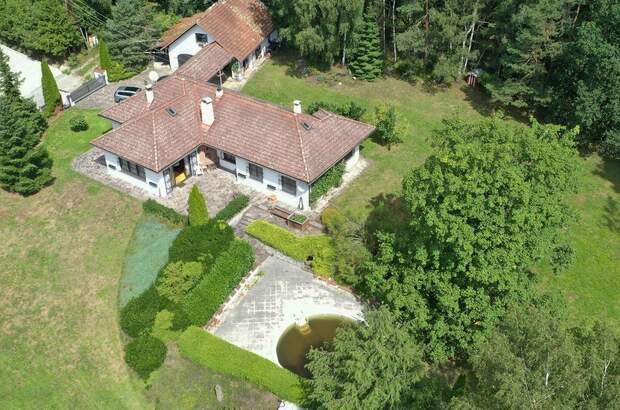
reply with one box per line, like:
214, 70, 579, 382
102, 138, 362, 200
304, 307, 427, 410
362, 116, 580, 362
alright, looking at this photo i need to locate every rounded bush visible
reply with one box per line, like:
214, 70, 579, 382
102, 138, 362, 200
124, 335, 167, 379
120, 285, 165, 337
69, 115, 89, 132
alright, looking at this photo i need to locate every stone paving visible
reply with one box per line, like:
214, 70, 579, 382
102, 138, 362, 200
73, 147, 260, 215
211, 252, 363, 365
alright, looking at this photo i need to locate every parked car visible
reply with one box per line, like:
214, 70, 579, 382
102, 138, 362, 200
114, 86, 141, 103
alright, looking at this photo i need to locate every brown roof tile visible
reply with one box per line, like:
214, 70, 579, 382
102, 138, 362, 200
96, 77, 374, 181
159, 0, 273, 61
175, 42, 232, 84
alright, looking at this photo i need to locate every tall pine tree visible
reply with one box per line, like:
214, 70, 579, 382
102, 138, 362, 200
41, 61, 60, 117
348, 11, 384, 80
0, 49, 53, 195
104, 0, 160, 73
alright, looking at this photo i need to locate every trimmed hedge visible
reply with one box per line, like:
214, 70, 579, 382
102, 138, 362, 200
168, 220, 234, 268
120, 285, 166, 337
142, 199, 187, 227
156, 261, 203, 303
179, 240, 254, 327
309, 161, 345, 204
188, 185, 209, 226
178, 327, 303, 403
215, 195, 250, 221
124, 335, 167, 379
245, 220, 335, 277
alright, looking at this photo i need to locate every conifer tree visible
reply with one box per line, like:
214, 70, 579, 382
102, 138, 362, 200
348, 11, 384, 81
0, 49, 53, 195
98, 37, 112, 71
41, 61, 60, 117
188, 185, 209, 226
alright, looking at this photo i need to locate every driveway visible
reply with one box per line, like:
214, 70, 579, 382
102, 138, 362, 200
75, 66, 172, 110
0, 44, 82, 107
211, 252, 363, 365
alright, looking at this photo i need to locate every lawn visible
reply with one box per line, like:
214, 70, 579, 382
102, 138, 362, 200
0, 109, 148, 408
244, 57, 620, 333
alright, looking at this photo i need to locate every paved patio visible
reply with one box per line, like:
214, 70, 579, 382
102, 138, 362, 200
210, 252, 363, 365
73, 147, 259, 215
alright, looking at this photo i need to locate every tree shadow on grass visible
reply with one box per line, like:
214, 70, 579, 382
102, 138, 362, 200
364, 193, 410, 251
602, 196, 620, 234
459, 84, 530, 124
595, 157, 620, 194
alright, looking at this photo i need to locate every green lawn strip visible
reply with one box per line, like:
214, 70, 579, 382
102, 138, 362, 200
119, 216, 180, 307
178, 327, 304, 404
245, 220, 335, 277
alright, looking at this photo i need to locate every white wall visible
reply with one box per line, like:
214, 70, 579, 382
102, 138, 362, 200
168, 25, 212, 71
103, 151, 167, 196
344, 145, 360, 171
224, 152, 310, 209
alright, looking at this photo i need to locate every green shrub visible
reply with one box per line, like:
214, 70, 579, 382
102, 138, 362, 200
178, 327, 303, 403
120, 285, 166, 337
142, 199, 187, 227
307, 101, 366, 120
188, 185, 209, 226
215, 195, 250, 221
180, 240, 254, 327
156, 261, 203, 303
168, 219, 233, 268
310, 162, 345, 204
245, 220, 335, 277
124, 335, 167, 379
41, 61, 60, 117
69, 115, 88, 132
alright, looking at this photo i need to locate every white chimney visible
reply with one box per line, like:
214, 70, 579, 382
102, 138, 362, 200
293, 100, 302, 115
200, 97, 214, 125
145, 83, 154, 105
216, 86, 224, 99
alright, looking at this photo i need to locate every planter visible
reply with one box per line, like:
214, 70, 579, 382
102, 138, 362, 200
287, 214, 309, 231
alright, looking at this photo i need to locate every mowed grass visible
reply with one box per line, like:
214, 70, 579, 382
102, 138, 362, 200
0, 109, 148, 408
244, 57, 620, 333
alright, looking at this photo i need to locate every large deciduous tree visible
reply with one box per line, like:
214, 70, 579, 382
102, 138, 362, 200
0, 50, 53, 195
361, 116, 580, 362
551, 0, 620, 159
452, 299, 620, 408
104, 0, 160, 73
304, 307, 427, 410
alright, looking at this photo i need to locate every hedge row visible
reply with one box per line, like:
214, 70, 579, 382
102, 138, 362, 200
120, 285, 168, 337
168, 220, 234, 267
142, 199, 187, 227
179, 240, 254, 327
245, 220, 335, 277
178, 327, 303, 404
214, 195, 250, 221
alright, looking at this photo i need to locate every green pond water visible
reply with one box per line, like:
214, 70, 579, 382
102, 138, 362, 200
276, 315, 354, 378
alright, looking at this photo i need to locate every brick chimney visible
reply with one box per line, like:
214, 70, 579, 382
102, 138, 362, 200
145, 83, 154, 105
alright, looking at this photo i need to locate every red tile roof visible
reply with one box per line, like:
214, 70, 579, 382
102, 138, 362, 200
159, 0, 273, 61
175, 42, 232, 84
96, 77, 374, 181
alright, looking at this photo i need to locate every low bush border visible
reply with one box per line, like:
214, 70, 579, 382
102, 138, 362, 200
142, 199, 187, 227
215, 195, 250, 221
178, 327, 303, 403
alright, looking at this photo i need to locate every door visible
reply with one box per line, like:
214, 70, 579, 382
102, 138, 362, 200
163, 168, 173, 194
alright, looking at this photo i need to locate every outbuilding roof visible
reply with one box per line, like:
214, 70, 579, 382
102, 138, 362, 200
159, 0, 273, 61
95, 76, 374, 181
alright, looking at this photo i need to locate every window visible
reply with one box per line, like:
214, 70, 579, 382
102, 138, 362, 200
118, 157, 146, 181
222, 152, 236, 164
107, 164, 117, 170
281, 175, 297, 195
195, 33, 209, 44
248, 163, 263, 182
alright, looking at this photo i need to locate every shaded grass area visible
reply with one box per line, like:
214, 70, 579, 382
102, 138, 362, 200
120, 217, 180, 307
0, 109, 149, 408
245, 220, 335, 277
178, 327, 304, 404
244, 57, 620, 334
147, 344, 279, 410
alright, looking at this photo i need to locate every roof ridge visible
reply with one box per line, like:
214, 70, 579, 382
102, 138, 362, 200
151, 111, 159, 171
293, 115, 310, 181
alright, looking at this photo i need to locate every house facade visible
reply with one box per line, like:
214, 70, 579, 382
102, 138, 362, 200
157, 0, 277, 76
93, 74, 373, 210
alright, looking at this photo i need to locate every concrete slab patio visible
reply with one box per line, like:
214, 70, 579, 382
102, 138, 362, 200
210, 252, 363, 365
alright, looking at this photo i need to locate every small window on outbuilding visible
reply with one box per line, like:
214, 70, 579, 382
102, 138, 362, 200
248, 163, 263, 183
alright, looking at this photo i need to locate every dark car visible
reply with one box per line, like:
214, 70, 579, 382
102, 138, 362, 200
114, 86, 141, 103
